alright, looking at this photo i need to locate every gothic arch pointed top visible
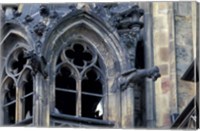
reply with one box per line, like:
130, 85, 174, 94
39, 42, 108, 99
42, 10, 127, 72
1, 22, 35, 51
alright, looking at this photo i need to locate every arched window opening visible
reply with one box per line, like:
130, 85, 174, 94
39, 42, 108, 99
82, 69, 103, 94
55, 65, 76, 115
2, 45, 34, 125
55, 42, 105, 120
3, 77, 16, 125
81, 69, 103, 119
20, 71, 33, 120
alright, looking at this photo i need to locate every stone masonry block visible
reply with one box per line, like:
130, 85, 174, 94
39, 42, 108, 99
163, 113, 171, 127
161, 76, 171, 94
157, 2, 169, 10
159, 64, 169, 75
154, 30, 169, 47
153, 16, 168, 30
159, 47, 169, 62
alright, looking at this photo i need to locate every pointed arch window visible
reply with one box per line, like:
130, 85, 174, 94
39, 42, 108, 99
3, 77, 16, 125
43, 11, 125, 128
18, 69, 34, 120
51, 41, 114, 126
1, 43, 34, 125
54, 42, 105, 119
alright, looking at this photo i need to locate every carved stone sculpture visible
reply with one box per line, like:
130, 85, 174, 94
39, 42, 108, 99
33, 22, 46, 36
112, 66, 161, 92
24, 50, 48, 79
40, 5, 50, 17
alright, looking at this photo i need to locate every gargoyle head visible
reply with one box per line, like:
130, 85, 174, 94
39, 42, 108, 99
147, 66, 161, 81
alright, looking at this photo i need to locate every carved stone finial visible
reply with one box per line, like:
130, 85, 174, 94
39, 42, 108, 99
112, 5, 144, 30
76, 3, 92, 12
33, 22, 46, 36
109, 5, 144, 68
40, 5, 50, 17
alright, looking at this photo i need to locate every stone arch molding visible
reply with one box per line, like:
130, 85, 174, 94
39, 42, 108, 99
1, 22, 35, 80
42, 11, 128, 126
42, 11, 128, 92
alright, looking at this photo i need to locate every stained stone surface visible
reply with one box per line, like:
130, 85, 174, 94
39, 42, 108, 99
174, 2, 196, 113
153, 2, 196, 128
0, 2, 197, 128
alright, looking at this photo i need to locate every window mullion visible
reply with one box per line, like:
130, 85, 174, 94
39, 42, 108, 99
76, 78, 82, 117
16, 85, 23, 123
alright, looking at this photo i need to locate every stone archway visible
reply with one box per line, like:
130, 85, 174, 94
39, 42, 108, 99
41, 11, 131, 127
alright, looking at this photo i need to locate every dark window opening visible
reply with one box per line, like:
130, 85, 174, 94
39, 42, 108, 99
65, 49, 75, 59
11, 51, 27, 74
81, 69, 103, 119
135, 41, 145, 69
82, 94, 102, 119
5, 83, 16, 103
55, 66, 76, 115
4, 103, 16, 125
56, 66, 76, 90
3, 79, 16, 125
82, 70, 102, 94
82, 80, 102, 94
55, 91, 76, 115
21, 72, 33, 120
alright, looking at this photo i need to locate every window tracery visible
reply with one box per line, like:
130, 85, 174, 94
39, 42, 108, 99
1, 42, 33, 125
55, 42, 105, 120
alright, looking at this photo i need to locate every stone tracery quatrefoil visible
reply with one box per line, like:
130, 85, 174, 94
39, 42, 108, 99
64, 44, 94, 67
7, 48, 28, 75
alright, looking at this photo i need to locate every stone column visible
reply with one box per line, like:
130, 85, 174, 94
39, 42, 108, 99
139, 2, 156, 128
34, 74, 49, 126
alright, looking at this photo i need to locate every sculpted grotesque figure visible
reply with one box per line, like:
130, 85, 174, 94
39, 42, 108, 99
24, 50, 48, 79
112, 66, 161, 92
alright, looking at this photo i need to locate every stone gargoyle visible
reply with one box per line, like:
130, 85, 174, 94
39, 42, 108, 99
24, 50, 48, 79
112, 66, 161, 92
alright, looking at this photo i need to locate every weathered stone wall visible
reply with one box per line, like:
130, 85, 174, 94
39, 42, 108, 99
174, 2, 196, 113
152, 2, 196, 128
0, 2, 198, 128
153, 2, 176, 128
